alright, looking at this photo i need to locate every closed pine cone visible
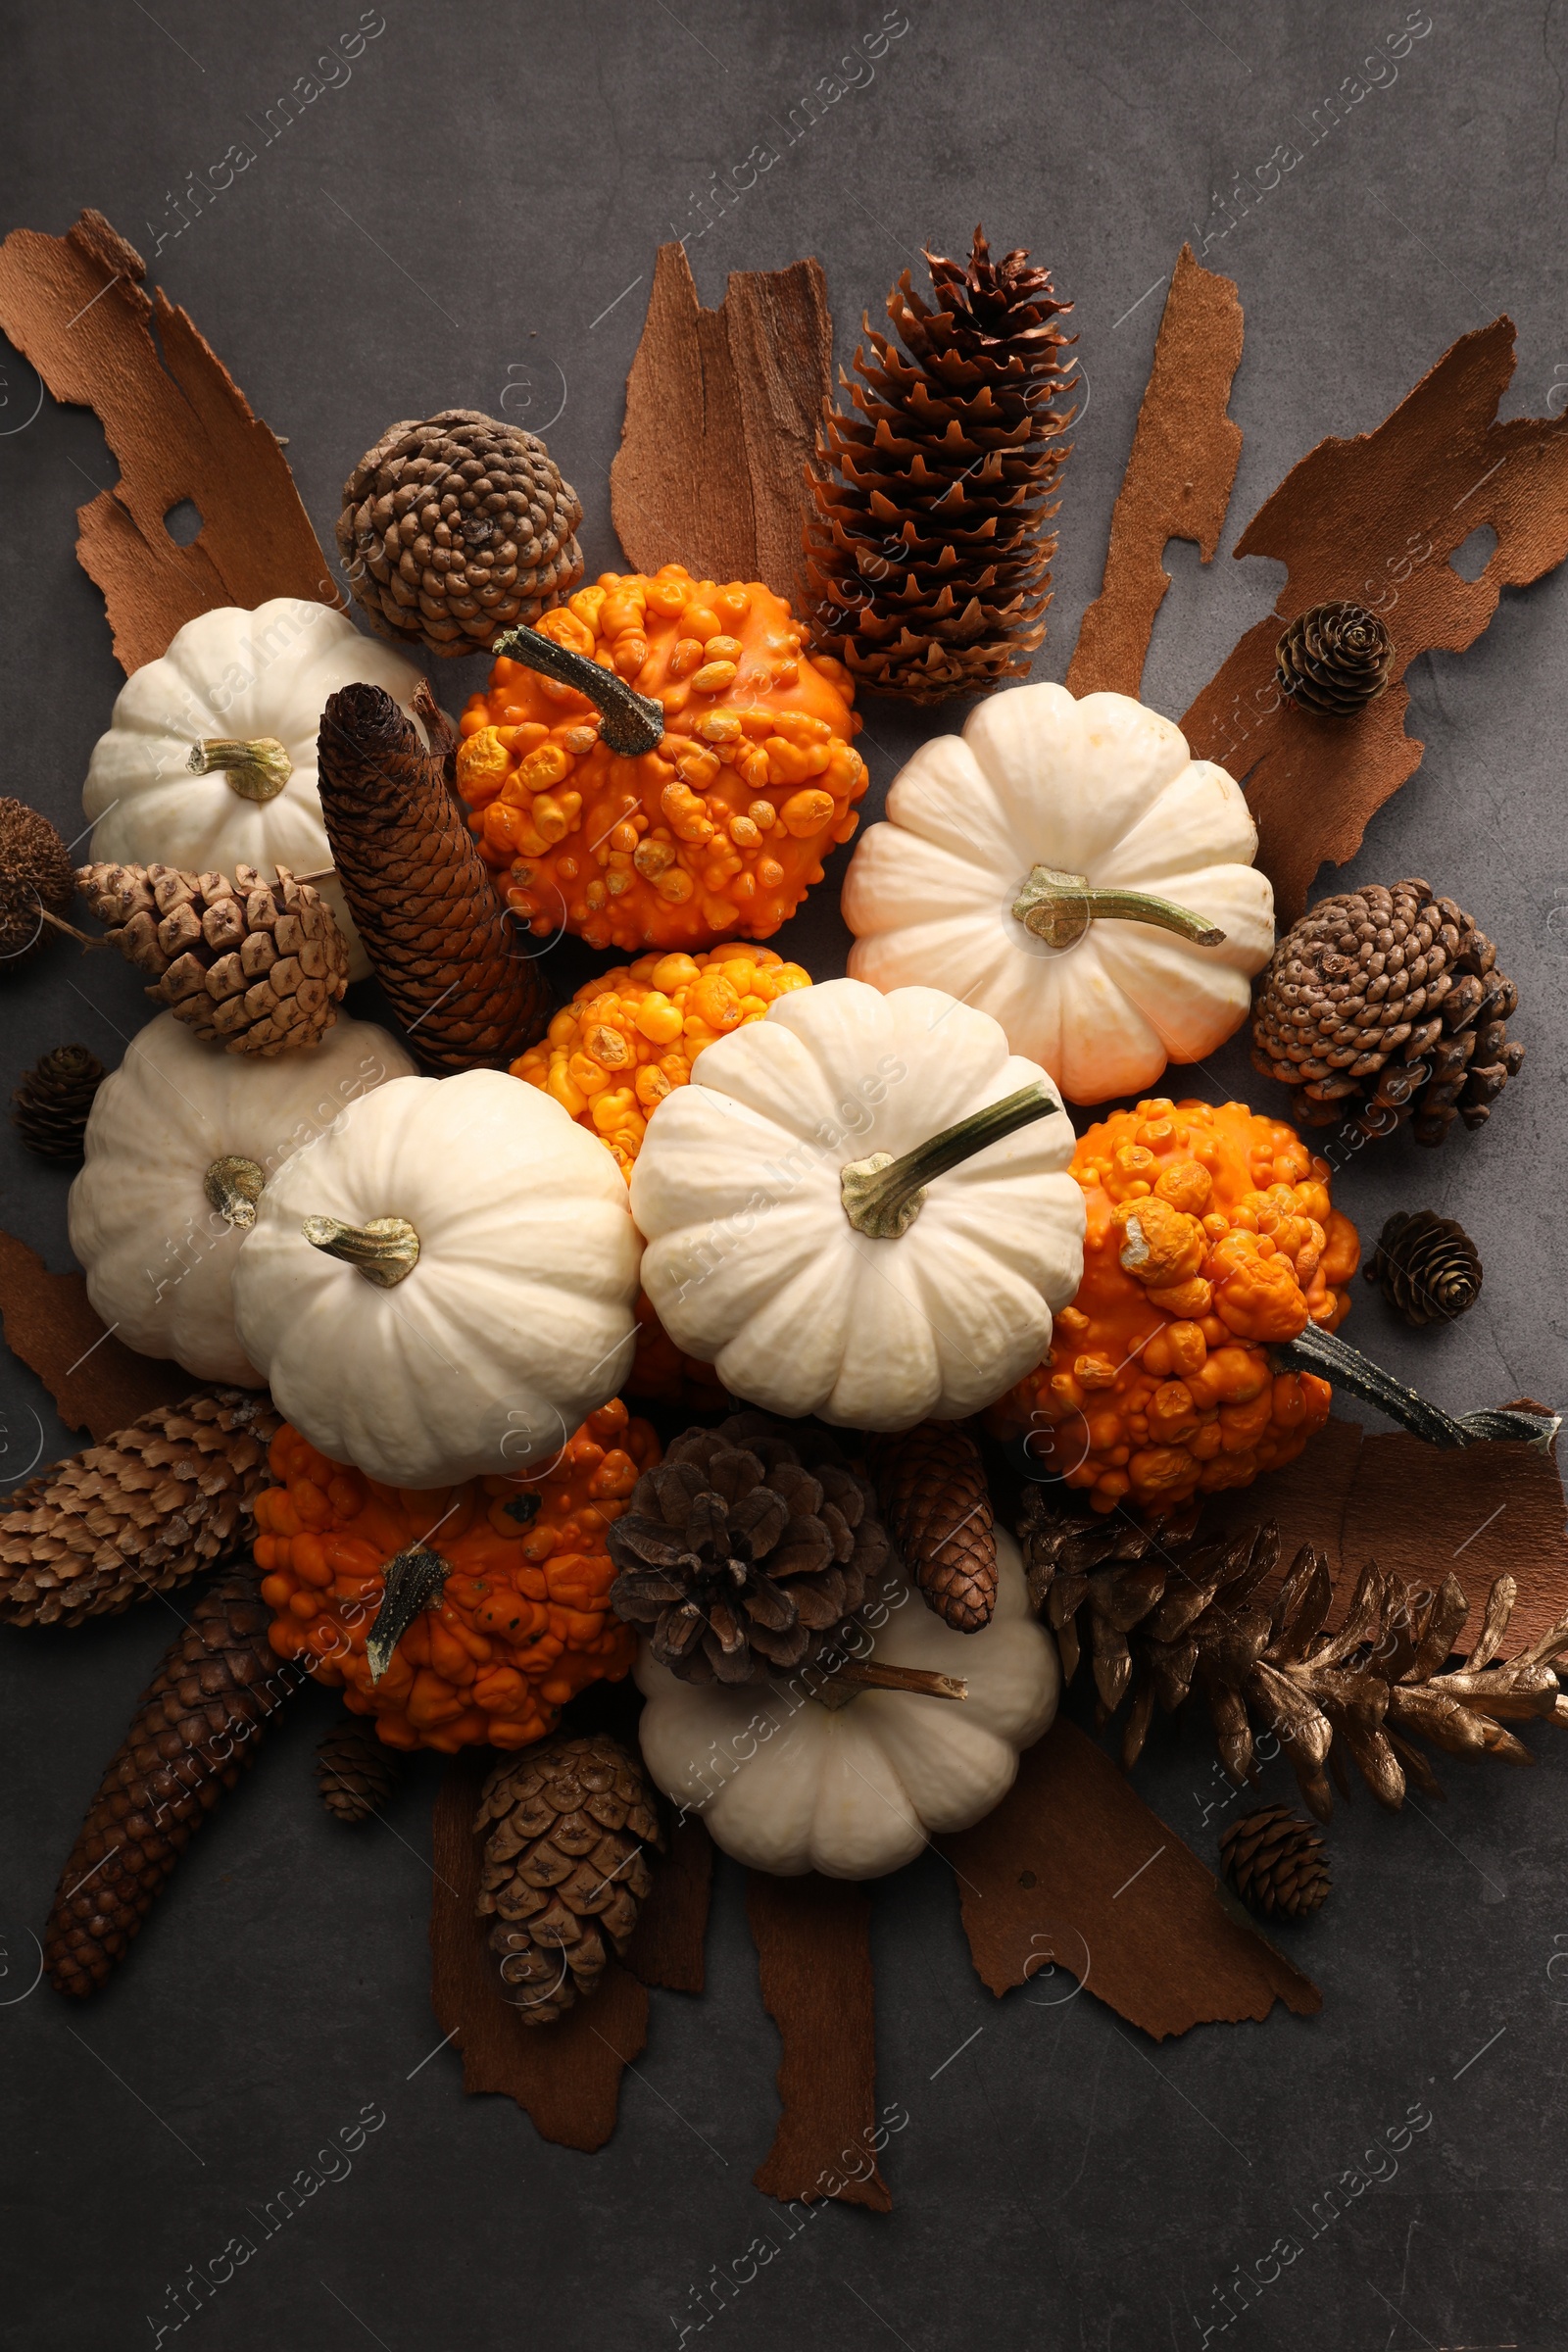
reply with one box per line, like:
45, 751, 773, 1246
0, 798, 74, 966
1364, 1209, 1483, 1327
1250, 879, 1524, 1144
609, 1411, 890, 1684
337, 409, 583, 658
474, 1733, 661, 2026
867, 1421, 998, 1630
1220, 1805, 1330, 1918
806, 226, 1074, 703
44, 1569, 296, 1996
76, 861, 349, 1054
316, 1719, 400, 1823
11, 1044, 104, 1157
0, 1389, 282, 1627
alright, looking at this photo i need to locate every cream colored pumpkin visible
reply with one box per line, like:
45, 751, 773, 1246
81, 599, 433, 982
635, 1534, 1057, 1878
630, 978, 1085, 1431
842, 682, 1274, 1104
68, 1011, 415, 1386
231, 1069, 642, 1489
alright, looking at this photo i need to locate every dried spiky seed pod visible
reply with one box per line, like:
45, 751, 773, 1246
0, 798, 75, 966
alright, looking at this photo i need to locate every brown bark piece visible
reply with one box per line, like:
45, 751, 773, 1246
611, 243, 832, 602
1182, 316, 1568, 922
746, 1871, 891, 2211
429, 1754, 648, 2153
0, 1228, 191, 1443
1067, 245, 1244, 698
623, 1814, 713, 1993
0, 210, 334, 674
938, 1719, 1320, 2039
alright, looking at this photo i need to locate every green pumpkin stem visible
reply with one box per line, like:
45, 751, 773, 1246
187, 736, 295, 804
1011, 863, 1226, 952
302, 1214, 421, 1287
841, 1082, 1058, 1240
490, 623, 665, 756
203, 1154, 266, 1230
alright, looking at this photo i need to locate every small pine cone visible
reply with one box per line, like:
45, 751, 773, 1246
1250, 878, 1524, 1145
75, 860, 350, 1054
43, 1569, 297, 1995
337, 409, 584, 659
1219, 1805, 1330, 1919
1275, 601, 1394, 715
0, 1389, 282, 1627
0, 798, 75, 966
11, 1044, 105, 1157
473, 1733, 662, 2026
316, 683, 549, 1070
867, 1421, 998, 1631
316, 1719, 400, 1823
1364, 1209, 1483, 1327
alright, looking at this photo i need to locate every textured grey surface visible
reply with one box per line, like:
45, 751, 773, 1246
3, 4, 1567, 2347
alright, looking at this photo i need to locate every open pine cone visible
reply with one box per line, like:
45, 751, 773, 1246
608, 1412, 890, 1684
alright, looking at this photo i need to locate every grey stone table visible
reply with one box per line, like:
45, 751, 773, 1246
3, 6, 1565, 2347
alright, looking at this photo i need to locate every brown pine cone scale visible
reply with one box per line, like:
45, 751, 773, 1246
317, 1719, 401, 1823
867, 1421, 998, 1630
1220, 1805, 1330, 1918
11, 1044, 105, 1157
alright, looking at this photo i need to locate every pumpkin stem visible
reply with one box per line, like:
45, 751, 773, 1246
1011, 864, 1226, 952
490, 623, 666, 757
187, 735, 294, 804
366, 1544, 451, 1682
302, 1213, 421, 1288
822, 1657, 968, 1703
1275, 1322, 1561, 1450
841, 1082, 1059, 1240
203, 1154, 266, 1230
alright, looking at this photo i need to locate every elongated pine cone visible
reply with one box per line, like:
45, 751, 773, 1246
317, 1719, 401, 1823
76, 860, 349, 1054
316, 683, 549, 1069
0, 798, 74, 966
806, 226, 1074, 703
0, 1390, 282, 1627
1250, 879, 1524, 1144
1364, 1209, 1483, 1327
337, 409, 583, 658
1275, 601, 1393, 715
474, 1733, 661, 2025
867, 1420, 998, 1631
44, 1570, 298, 1995
1220, 1805, 1330, 1918
11, 1044, 104, 1157
609, 1411, 890, 1684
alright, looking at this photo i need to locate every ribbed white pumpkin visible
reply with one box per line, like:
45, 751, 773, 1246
81, 599, 432, 982
635, 1535, 1057, 1878
231, 1070, 642, 1489
842, 682, 1275, 1103
68, 1011, 415, 1386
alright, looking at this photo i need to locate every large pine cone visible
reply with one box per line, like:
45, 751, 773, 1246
609, 1411, 890, 1683
806, 227, 1074, 703
337, 409, 583, 658
1250, 879, 1524, 1144
0, 798, 74, 965
474, 1734, 661, 2026
77, 861, 349, 1054
11, 1044, 104, 1157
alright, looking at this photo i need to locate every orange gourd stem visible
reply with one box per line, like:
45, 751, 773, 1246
1277, 1323, 1558, 1449
490, 622, 664, 756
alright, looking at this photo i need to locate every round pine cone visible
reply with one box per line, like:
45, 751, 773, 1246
1364, 1209, 1482, 1327
609, 1411, 891, 1684
0, 799, 74, 967
474, 1734, 661, 2027
336, 409, 584, 657
1220, 1805, 1330, 1919
316, 1719, 401, 1823
11, 1044, 104, 1158
1276, 601, 1393, 716
1250, 879, 1524, 1145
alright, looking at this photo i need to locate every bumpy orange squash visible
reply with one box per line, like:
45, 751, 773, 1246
256, 1400, 660, 1751
988, 1099, 1358, 1512
457, 564, 865, 953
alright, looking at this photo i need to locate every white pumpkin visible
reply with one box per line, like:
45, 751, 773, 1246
635, 1534, 1057, 1878
630, 978, 1085, 1431
231, 1069, 642, 1489
842, 682, 1275, 1104
81, 599, 433, 982
68, 1010, 416, 1386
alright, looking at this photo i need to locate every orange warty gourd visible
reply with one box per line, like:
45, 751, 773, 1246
256, 1400, 660, 1752
988, 1099, 1359, 1514
512, 941, 812, 1177
456, 565, 866, 953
